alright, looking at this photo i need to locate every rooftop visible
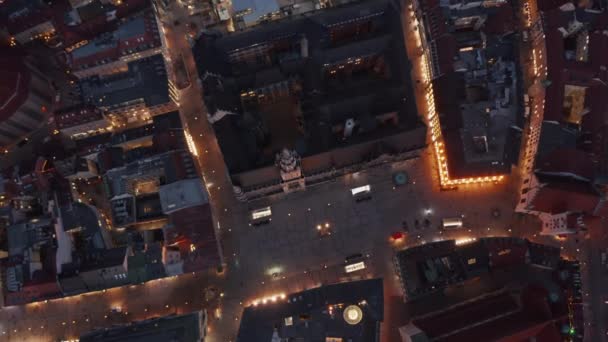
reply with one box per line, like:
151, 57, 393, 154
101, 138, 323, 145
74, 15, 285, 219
0, 49, 32, 124
536, 147, 596, 181
237, 278, 384, 342
60, 202, 110, 250
7, 218, 54, 256
529, 176, 601, 214
399, 239, 577, 342
53, 104, 105, 129
534, 4, 608, 181
194, 0, 423, 174
70, 9, 161, 70
104, 149, 197, 199
424, 0, 521, 178
233, 0, 280, 26
1, 0, 53, 35
159, 178, 208, 214
394, 237, 562, 301
412, 289, 563, 342
79, 246, 127, 273
165, 204, 219, 273
80, 310, 206, 342
79, 54, 171, 110
541, 7, 608, 120
60, 0, 151, 47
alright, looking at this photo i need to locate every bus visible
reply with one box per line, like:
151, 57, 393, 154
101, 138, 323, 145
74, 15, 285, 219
442, 217, 464, 229
250, 206, 272, 226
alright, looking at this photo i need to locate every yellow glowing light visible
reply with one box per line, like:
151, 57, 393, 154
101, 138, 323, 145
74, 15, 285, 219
455, 237, 476, 245
184, 130, 198, 156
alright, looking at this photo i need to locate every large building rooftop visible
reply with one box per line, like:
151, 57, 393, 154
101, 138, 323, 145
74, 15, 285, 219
419, 0, 522, 179
79, 54, 170, 110
194, 0, 423, 175
534, 4, 608, 179
397, 238, 582, 341
237, 278, 384, 342
394, 237, 561, 301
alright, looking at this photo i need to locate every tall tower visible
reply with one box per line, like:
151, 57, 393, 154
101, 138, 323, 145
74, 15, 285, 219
275, 148, 305, 193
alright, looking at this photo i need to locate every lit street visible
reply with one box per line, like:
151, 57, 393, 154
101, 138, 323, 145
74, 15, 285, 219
0, 0, 602, 341
0, 143, 534, 341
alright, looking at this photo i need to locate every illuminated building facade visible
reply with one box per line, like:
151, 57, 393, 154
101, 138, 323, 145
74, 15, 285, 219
408, 0, 521, 187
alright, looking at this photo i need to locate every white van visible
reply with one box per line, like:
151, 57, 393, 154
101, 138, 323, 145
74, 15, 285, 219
442, 217, 464, 229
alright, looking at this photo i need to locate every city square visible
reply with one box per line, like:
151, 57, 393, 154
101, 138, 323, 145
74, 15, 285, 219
0, 0, 606, 340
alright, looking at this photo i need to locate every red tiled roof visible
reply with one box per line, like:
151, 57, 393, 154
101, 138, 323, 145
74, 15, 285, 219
495, 320, 562, 342
414, 285, 564, 342
0, 48, 30, 123
541, 7, 608, 123
413, 292, 520, 340
167, 204, 220, 273
531, 180, 600, 214
581, 84, 608, 131
534, 322, 565, 342
537, 148, 596, 180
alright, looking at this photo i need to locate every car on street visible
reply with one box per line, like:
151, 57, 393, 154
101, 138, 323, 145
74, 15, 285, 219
390, 231, 405, 242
